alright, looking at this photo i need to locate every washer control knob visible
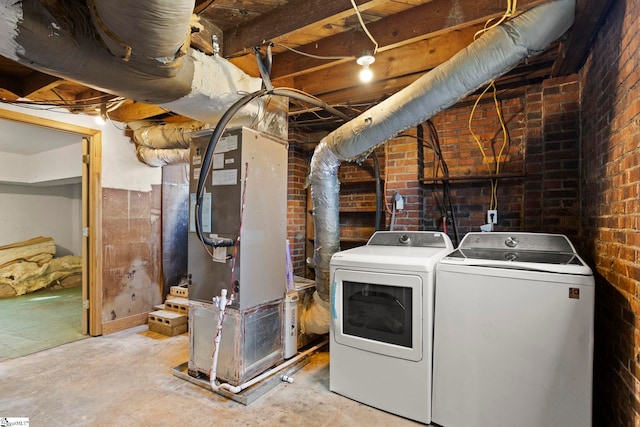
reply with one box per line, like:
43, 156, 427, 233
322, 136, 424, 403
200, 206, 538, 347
505, 236, 519, 248
399, 234, 411, 245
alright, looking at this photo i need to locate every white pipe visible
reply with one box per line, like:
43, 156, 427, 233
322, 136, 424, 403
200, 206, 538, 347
212, 339, 329, 394
208, 289, 229, 390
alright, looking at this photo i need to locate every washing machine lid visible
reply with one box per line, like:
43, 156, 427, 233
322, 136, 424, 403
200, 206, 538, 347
439, 232, 593, 275
331, 231, 454, 272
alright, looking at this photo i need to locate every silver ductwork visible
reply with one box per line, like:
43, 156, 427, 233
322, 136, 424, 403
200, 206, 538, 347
2, 0, 263, 124
308, 0, 576, 307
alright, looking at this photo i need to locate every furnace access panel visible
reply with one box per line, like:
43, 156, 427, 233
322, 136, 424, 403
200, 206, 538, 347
187, 127, 287, 310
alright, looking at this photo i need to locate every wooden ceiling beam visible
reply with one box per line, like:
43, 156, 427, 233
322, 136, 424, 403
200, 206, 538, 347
269, 0, 548, 80
290, 51, 559, 113
280, 25, 481, 98
222, 0, 390, 57
22, 72, 64, 99
107, 101, 170, 123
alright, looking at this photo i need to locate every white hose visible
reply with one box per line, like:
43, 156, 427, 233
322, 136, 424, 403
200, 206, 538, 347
209, 289, 228, 390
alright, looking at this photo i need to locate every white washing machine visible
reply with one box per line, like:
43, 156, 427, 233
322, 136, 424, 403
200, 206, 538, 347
432, 232, 594, 427
329, 231, 453, 424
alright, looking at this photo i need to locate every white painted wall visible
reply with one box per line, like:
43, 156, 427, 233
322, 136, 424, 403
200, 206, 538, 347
0, 103, 161, 191
0, 183, 82, 255
0, 143, 82, 184
0, 104, 161, 255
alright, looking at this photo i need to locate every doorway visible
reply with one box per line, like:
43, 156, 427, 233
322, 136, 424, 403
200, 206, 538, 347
0, 108, 103, 358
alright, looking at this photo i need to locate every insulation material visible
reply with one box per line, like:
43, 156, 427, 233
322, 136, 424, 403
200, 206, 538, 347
135, 145, 189, 167
5, 0, 194, 104
159, 50, 263, 125
299, 290, 330, 335
129, 94, 288, 167
308, 0, 576, 309
130, 120, 210, 149
0, 236, 81, 298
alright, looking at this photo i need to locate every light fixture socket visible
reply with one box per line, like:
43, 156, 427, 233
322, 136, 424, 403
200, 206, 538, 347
356, 52, 375, 67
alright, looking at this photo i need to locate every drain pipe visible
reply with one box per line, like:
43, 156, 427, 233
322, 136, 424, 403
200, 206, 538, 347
308, 0, 576, 306
208, 289, 230, 391
213, 339, 329, 394
207, 286, 328, 394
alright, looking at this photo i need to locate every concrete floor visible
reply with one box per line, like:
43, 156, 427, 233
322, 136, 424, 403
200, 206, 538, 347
0, 325, 423, 426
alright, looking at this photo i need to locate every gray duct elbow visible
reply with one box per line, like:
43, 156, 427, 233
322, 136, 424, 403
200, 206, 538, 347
308, 141, 341, 302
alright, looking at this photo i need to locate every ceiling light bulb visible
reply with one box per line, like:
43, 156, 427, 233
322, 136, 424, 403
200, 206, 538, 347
359, 65, 373, 82
356, 53, 375, 83
95, 103, 107, 126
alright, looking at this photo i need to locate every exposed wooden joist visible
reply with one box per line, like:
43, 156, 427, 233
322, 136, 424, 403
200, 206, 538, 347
269, 0, 548, 80
22, 72, 64, 99
289, 48, 559, 113
281, 25, 481, 98
108, 101, 170, 123
222, 0, 389, 57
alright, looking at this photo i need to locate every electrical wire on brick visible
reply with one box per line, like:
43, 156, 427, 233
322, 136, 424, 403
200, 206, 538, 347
466, 0, 516, 216
396, 121, 459, 245
468, 80, 509, 213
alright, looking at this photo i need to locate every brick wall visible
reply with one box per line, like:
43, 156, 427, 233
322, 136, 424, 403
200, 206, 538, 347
286, 140, 310, 277
425, 96, 527, 242
414, 80, 579, 245
525, 76, 582, 239
580, 0, 640, 423
384, 134, 424, 231
290, 75, 582, 265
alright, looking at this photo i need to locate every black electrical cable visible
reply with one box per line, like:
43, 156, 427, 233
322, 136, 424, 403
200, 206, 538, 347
271, 88, 351, 121
195, 87, 351, 248
372, 150, 382, 231
418, 120, 459, 246
196, 48, 354, 249
195, 89, 268, 248
254, 45, 274, 91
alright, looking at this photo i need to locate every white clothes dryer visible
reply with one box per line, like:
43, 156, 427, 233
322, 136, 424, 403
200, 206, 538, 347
432, 232, 594, 427
330, 231, 453, 424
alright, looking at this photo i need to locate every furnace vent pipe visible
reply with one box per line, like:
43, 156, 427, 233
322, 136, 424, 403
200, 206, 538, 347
308, 0, 576, 304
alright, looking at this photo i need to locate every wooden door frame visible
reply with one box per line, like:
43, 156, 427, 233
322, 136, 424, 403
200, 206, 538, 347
0, 108, 103, 336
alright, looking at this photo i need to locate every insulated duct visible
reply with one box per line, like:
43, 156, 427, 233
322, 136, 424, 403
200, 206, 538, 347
1, 0, 263, 124
308, 0, 576, 306
129, 120, 209, 167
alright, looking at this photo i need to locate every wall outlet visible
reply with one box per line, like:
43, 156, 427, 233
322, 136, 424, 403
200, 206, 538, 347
395, 193, 404, 210
487, 209, 498, 224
